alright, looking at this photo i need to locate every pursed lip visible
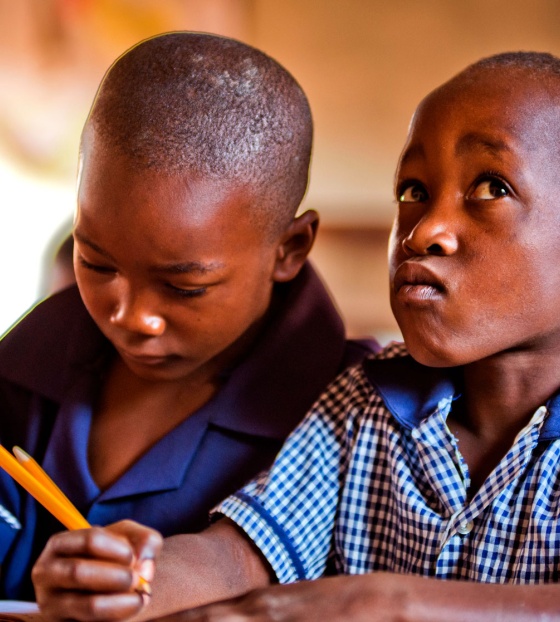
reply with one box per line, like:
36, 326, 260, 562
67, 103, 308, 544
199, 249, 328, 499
393, 261, 446, 297
119, 348, 172, 365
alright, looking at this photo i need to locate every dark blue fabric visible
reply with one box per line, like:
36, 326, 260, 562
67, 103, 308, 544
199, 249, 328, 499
0, 262, 378, 599
364, 353, 560, 439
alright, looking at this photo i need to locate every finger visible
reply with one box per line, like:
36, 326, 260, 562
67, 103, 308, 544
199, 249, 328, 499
33, 556, 137, 593
40, 527, 137, 565
108, 520, 163, 562
38, 590, 144, 622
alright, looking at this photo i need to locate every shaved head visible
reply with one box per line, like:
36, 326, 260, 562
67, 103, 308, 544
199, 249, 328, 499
411, 50, 560, 161
435, 51, 560, 99
83, 32, 313, 236
465, 50, 560, 78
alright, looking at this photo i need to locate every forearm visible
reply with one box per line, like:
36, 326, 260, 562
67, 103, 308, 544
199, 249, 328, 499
393, 574, 560, 622
346, 573, 560, 622
134, 518, 273, 621
150, 572, 560, 622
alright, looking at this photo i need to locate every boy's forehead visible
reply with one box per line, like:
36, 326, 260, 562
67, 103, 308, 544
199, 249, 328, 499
404, 67, 560, 157
81, 127, 228, 192
78, 129, 268, 239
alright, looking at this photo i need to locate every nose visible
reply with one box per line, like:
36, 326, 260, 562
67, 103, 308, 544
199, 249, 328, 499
402, 202, 459, 257
110, 287, 166, 336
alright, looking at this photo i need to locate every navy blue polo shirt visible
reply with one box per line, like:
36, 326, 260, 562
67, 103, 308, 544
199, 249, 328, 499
0, 262, 378, 599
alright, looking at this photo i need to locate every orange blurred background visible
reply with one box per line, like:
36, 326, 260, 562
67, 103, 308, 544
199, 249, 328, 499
1, 0, 560, 341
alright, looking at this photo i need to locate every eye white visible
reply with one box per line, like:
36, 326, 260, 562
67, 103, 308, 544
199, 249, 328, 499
399, 184, 426, 203
471, 179, 508, 200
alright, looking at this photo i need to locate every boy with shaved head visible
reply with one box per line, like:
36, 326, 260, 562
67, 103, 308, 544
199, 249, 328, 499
33, 49, 560, 621
0, 32, 377, 600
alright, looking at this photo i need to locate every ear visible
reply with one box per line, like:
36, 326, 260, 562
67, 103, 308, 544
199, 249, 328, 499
272, 210, 319, 282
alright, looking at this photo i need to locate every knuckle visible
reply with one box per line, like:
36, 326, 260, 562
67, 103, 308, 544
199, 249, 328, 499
82, 596, 106, 619
30, 561, 46, 585
83, 527, 106, 554
145, 529, 163, 549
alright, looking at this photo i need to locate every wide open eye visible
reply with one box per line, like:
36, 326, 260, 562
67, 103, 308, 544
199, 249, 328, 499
470, 177, 510, 200
397, 181, 428, 203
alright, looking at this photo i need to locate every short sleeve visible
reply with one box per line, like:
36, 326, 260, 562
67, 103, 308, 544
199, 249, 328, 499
214, 365, 370, 583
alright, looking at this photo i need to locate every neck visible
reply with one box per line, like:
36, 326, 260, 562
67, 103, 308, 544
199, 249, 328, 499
445, 348, 560, 495
459, 348, 560, 441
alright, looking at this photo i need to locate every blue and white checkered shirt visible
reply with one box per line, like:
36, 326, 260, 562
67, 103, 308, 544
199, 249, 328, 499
215, 343, 560, 585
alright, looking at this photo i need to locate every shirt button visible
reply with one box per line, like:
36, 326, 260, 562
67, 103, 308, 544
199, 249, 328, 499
457, 521, 473, 535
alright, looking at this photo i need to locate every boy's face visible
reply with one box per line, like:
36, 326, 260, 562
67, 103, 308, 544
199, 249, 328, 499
389, 68, 560, 367
74, 131, 282, 384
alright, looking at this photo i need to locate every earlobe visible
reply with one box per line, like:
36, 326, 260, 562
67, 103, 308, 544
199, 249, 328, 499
272, 210, 319, 282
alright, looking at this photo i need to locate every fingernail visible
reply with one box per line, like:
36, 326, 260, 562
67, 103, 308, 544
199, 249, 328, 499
138, 558, 155, 582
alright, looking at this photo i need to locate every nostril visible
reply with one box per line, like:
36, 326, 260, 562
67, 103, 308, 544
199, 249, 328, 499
427, 243, 444, 255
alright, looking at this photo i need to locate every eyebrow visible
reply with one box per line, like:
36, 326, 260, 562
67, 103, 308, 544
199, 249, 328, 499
74, 230, 224, 275
398, 143, 425, 167
74, 230, 117, 263
455, 132, 512, 157
152, 261, 225, 276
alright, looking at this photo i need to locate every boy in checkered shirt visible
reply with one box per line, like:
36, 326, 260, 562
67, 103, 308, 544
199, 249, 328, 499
33, 51, 560, 621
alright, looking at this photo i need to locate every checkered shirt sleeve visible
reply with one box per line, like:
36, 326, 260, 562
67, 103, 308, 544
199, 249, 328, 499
215, 358, 382, 583
215, 343, 560, 585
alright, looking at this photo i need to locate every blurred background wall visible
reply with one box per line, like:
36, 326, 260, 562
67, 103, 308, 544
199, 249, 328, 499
1, 0, 560, 342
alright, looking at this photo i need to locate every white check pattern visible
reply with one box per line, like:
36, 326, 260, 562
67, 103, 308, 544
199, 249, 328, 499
0, 503, 21, 530
216, 343, 560, 585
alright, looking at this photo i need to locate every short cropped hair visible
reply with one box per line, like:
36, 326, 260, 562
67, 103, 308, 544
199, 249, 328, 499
461, 50, 560, 81
85, 32, 313, 236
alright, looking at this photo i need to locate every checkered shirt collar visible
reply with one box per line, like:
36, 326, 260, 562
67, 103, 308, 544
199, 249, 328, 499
364, 350, 560, 441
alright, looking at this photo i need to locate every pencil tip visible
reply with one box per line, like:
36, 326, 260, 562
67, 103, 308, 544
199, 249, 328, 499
12, 446, 30, 462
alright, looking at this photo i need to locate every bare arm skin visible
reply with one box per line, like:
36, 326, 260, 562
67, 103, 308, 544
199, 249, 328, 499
32, 519, 560, 622
32, 519, 271, 622
131, 519, 273, 621
148, 573, 560, 622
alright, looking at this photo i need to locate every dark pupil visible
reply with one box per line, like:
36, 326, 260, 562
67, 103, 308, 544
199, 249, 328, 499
489, 180, 506, 197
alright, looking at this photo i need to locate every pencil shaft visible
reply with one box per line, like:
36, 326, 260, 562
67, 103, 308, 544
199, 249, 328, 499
0, 445, 150, 593
13, 447, 87, 528
0, 445, 89, 530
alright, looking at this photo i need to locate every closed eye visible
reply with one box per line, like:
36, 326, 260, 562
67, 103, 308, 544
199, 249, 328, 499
166, 284, 207, 298
77, 256, 116, 275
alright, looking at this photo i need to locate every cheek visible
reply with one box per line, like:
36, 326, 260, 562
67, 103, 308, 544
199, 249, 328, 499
387, 224, 402, 279
74, 271, 112, 325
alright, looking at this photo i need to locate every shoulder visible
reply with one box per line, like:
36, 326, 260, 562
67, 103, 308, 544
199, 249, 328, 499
310, 342, 458, 434
1, 285, 87, 341
0, 286, 103, 399
309, 343, 409, 424
339, 336, 382, 370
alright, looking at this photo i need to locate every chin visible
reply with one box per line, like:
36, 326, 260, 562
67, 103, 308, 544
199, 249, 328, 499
403, 337, 465, 369
123, 359, 188, 382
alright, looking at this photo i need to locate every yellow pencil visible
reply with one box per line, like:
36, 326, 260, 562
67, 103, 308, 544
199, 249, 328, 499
0, 444, 151, 596
13, 446, 86, 527
0, 444, 89, 529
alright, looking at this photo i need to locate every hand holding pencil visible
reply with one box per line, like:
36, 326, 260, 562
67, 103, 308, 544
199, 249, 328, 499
0, 444, 159, 608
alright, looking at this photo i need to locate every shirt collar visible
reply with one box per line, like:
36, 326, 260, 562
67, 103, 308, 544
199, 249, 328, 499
204, 262, 348, 439
364, 349, 560, 441
0, 286, 106, 402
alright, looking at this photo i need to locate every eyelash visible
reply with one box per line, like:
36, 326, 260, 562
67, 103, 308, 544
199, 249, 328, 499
77, 257, 115, 274
79, 257, 208, 298
166, 284, 207, 298
396, 171, 512, 203
395, 179, 427, 203
472, 170, 510, 191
